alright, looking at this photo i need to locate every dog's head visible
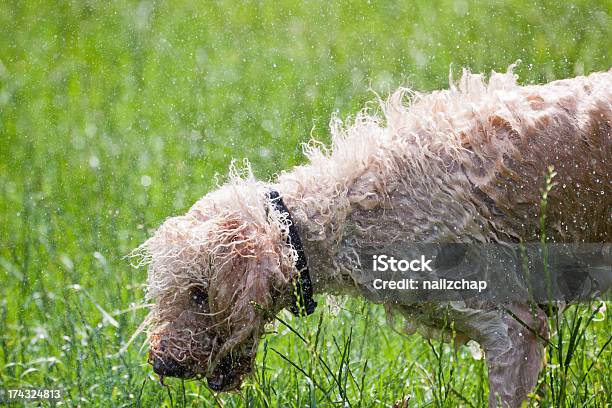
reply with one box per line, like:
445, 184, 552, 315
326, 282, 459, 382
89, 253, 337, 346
137, 180, 299, 391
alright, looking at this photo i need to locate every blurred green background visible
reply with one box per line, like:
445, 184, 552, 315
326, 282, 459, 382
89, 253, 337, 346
0, 1, 610, 406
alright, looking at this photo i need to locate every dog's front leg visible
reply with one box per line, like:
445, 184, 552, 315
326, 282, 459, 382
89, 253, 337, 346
481, 303, 548, 407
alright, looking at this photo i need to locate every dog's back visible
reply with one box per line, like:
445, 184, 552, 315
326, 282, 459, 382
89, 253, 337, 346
458, 71, 611, 242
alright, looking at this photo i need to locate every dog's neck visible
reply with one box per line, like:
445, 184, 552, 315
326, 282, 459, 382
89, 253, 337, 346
265, 185, 339, 296
272, 162, 492, 298
273, 179, 379, 298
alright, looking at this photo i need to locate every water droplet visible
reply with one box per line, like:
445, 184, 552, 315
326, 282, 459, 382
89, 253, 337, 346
141, 175, 152, 187
89, 155, 100, 169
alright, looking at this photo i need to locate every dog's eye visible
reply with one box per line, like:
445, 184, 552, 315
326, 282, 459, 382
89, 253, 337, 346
190, 287, 209, 309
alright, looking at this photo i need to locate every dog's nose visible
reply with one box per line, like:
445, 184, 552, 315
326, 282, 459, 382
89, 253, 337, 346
151, 356, 188, 378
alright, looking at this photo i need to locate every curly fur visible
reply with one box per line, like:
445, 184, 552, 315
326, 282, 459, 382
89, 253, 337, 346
135, 66, 611, 407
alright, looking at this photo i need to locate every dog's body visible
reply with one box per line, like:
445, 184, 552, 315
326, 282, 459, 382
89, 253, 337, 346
138, 68, 611, 407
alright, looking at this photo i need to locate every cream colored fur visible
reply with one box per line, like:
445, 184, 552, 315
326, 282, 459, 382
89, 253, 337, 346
136, 67, 611, 407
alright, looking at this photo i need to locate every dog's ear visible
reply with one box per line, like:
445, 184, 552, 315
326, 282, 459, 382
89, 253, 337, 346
207, 214, 292, 328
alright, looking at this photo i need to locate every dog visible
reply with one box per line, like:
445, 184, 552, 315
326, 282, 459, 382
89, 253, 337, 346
135, 67, 611, 407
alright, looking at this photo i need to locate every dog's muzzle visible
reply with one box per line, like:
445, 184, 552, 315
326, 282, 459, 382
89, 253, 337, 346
206, 353, 251, 392
149, 354, 194, 379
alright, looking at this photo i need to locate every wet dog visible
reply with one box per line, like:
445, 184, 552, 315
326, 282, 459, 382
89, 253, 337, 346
135, 67, 611, 406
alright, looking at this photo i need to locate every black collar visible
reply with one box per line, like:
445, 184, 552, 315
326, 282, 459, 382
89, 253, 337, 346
265, 189, 317, 316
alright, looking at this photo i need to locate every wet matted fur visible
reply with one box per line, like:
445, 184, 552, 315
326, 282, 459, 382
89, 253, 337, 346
134, 67, 611, 407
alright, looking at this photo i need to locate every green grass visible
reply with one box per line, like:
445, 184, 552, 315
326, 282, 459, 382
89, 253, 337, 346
0, 0, 610, 406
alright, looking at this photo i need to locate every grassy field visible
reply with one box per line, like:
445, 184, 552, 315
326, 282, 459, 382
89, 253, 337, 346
1, 0, 611, 406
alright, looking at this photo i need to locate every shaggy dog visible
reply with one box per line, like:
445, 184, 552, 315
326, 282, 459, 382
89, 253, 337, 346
135, 67, 611, 407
